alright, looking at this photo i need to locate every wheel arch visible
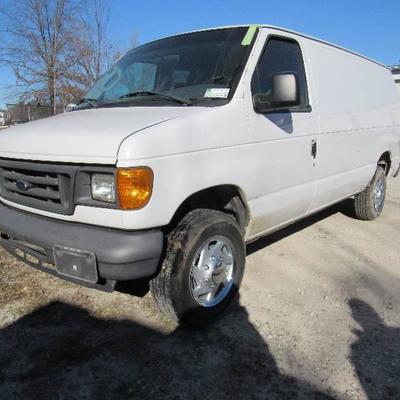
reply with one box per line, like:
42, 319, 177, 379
378, 151, 391, 176
165, 184, 250, 234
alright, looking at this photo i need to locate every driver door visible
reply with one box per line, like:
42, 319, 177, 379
247, 33, 319, 237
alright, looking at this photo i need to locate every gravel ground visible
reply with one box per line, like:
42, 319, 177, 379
0, 177, 399, 400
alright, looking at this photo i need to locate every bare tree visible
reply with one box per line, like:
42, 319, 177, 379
70, 0, 121, 89
0, 0, 80, 114
0, 0, 125, 112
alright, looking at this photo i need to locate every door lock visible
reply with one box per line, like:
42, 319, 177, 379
311, 140, 317, 159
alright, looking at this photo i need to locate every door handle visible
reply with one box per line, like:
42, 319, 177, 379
311, 140, 317, 159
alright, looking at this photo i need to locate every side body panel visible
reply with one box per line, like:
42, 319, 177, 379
301, 37, 400, 212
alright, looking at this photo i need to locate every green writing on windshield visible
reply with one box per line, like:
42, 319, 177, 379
241, 25, 258, 46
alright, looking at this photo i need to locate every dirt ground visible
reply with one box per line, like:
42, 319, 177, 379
0, 178, 399, 400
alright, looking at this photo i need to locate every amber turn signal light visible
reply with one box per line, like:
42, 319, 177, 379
117, 167, 153, 210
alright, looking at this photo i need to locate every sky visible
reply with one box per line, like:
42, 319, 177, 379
1, 0, 399, 107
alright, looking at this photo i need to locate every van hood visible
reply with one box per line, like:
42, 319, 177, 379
0, 107, 192, 164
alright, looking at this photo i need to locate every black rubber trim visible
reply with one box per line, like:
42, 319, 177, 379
0, 201, 164, 284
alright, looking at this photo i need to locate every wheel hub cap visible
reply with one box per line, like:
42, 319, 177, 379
374, 179, 384, 211
189, 236, 235, 308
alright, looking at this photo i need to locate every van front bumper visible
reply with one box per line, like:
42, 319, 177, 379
0, 202, 164, 291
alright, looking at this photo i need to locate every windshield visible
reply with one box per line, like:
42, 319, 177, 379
76, 27, 257, 109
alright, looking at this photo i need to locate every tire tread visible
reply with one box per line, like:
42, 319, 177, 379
150, 209, 242, 324
354, 166, 386, 221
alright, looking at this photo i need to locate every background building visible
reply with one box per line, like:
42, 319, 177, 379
392, 65, 400, 82
5, 103, 65, 125
391, 65, 400, 95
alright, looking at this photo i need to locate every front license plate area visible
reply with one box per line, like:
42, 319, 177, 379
53, 246, 98, 284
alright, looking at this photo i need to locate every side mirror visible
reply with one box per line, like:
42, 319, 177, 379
253, 73, 299, 113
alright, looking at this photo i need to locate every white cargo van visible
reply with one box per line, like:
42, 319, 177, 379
0, 25, 399, 325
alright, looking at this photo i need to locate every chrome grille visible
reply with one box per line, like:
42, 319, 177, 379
0, 159, 76, 214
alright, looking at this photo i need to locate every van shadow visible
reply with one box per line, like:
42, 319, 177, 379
0, 300, 336, 400
349, 299, 400, 400
247, 198, 356, 256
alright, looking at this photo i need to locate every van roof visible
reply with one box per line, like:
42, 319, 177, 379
167, 24, 389, 70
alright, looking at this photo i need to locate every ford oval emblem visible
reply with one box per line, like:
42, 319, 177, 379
16, 180, 30, 191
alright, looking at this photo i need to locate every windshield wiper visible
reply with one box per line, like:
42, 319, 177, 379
118, 91, 192, 106
208, 75, 227, 83
75, 98, 99, 109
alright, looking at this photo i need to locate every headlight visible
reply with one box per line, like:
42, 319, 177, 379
117, 167, 153, 210
91, 174, 116, 203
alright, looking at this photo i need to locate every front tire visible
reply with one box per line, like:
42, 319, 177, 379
150, 209, 245, 327
354, 166, 386, 221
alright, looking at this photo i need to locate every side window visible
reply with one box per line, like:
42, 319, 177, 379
251, 37, 309, 110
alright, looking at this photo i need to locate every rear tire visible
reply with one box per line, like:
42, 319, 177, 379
150, 209, 245, 327
354, 166, 386, 221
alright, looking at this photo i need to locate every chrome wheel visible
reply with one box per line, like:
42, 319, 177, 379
374, 178, 384, 212
189, 235, 235, 308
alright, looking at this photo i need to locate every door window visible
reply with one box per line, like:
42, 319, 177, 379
252, 37, 310, 110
